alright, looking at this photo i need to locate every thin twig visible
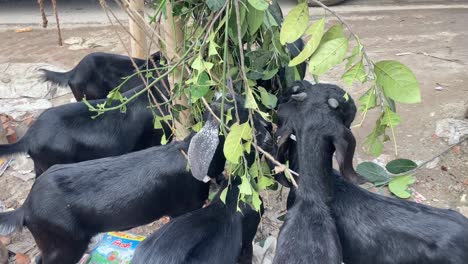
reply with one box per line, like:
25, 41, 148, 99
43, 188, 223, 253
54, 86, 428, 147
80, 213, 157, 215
393, 136, 468, 177
38, 0, 48, 28
51, 0, 63, 46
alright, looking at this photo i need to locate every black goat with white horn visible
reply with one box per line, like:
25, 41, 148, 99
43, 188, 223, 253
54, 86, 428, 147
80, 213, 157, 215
273, 81, 367, 264
277, 81, 468, 264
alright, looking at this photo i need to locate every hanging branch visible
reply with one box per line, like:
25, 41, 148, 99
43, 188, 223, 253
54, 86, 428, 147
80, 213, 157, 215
38, 0, 48, 28
51, 0, 63, 46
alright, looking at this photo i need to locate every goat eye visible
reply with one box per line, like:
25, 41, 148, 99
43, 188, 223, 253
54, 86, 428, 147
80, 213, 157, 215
328, 98, 339, 109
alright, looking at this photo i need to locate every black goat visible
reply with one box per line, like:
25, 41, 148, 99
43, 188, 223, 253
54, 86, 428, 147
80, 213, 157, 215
132, 176, 262, 264
0, 83, 170, 177
278, 82, 468, 264
273, 81, 366, 264
0, 98, 272, 264
0, 136, 217, 264
40, 51, 163, 101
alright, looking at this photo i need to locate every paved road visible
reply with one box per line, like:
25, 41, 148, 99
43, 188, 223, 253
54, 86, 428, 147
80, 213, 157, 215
1, 0, 468, 28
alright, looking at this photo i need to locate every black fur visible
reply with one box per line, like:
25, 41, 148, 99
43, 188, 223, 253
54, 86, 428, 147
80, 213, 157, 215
0, 98, 273, 264
133, 177, 262, 264
40, 51, 163, 101
273, 82, 349, 264
0, 137, 221, 264
0, 83, 170, 177
278, 81, 468, 264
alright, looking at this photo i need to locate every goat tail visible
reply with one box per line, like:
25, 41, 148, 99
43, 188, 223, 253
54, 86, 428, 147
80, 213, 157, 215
39, 68, 71, 87
0, 140, 27, 157
0, 208, 25, 236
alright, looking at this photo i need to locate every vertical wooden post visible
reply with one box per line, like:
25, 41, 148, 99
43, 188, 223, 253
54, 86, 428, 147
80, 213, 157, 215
51, 0, 63, 46
163, 2, 191, 139
38, 0, 48, 28
129, 0, 147, 58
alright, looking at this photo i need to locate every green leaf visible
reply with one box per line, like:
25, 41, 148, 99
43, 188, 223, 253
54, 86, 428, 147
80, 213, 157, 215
289, 17, 325, 67
248, 0, 270, 11
245, 88, 259, 109
220, 187, 228, 203
256, 110, 272, 122
364, 131, 384, 157
280, 3, 309, 45
208, 33, 220, 57
342, 60, 367, 86
258, 175, 275, 190
191, 56, 204, 71
346, 41, 363, 68
239, 175, 253, 195
321, 24, 345, 43
252, 189, 262, 211
381, 108, 401, 126
258, 87, 278, 109
386, 159, 417, 174
308, 37, 349, 76
192, 121, 202, 132
206, 0, 226, 11
262, 68, 279, 81
249, 162, 259, 178
356, 162, 390, 184
264, 9, 278, 28
223, 122, 252, 164
228, 5, 247, 43
247, 3, 265, 35
154, 115, 171, 129
190, 72, 211, 102
374, 60, 420, 104
343, 92, 349, 101
389, 175, 415, 199
160, 133, 168, 145
358, 87, 377, 112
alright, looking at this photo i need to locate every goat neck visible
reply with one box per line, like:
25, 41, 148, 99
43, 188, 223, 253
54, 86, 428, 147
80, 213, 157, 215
294, 125, 335, 204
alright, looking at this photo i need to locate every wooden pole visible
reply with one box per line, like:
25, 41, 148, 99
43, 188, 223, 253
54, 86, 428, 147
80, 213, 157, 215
51, 0, 63, 46
163, 2, 191, 139
129, 0, 147, 58
38, 0, 48, 28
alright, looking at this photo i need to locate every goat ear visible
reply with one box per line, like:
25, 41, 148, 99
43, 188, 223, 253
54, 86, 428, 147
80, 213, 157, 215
188, 119, 220, 182
333, 127, 368, 185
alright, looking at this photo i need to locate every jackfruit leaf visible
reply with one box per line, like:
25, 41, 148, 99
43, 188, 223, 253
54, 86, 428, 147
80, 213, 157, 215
223, 122, 253, 164
342, 60, 367, 86
248, 0, 269, 11
289, 17, 325, 66
356, 162, 390, 184
280, 3, 309, 45
389, 175, 416, 199
374, 60, 420, 104
386, 159, 417, 174
309, 37, 349, 76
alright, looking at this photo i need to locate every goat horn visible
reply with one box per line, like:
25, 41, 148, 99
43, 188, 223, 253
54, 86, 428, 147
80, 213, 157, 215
291, 92, 307, 102
328, 98, 339, 109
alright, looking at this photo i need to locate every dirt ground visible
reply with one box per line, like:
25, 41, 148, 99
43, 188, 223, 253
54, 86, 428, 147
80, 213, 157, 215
0, 1, 467, 263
